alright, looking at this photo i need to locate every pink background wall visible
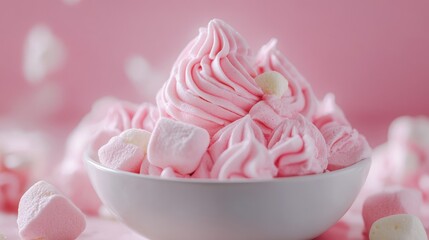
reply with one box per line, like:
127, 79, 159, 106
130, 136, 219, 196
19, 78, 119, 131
1, 0, 429, 146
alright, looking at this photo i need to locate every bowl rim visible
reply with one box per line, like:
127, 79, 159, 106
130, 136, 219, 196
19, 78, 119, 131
85, 153, 371, 185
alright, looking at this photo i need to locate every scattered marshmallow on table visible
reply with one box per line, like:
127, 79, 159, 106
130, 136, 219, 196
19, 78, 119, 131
362, 188, 422, 232
99, 128, 151, 173
147, 118, 210, 175
17, 181, 86, 240
369, 214, 427, 240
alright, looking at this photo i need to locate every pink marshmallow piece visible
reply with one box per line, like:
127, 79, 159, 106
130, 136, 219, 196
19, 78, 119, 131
98, 129, 150, 173
148, 118, 210, 175
362, 188, 422, 232
17, 181, 86, 240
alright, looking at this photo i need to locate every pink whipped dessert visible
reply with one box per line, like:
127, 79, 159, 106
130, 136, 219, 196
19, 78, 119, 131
93, 19, 371, 181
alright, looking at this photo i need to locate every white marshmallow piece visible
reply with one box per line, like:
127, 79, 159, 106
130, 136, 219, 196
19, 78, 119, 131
23, 24, 65, 83
17, 181, 86, 240
147, 118, 210, 175
369, 214, 427, 240
255, 71, 288, 97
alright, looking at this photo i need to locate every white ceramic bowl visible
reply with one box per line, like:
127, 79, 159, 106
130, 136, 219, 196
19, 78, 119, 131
85, 156, 371, 240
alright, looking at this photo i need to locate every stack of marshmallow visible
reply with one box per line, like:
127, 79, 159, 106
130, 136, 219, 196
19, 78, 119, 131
94, 19, 371, 181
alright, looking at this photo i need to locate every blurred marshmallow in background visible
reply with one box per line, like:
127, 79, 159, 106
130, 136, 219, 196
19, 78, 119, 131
0, 127, 50, 212
23, 24, 65, 84
324, 116, 429, 239
124, 55, 164, 100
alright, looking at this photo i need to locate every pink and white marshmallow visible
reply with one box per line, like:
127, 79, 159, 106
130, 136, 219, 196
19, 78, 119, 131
17, 181, 86, 240
362, 188, 423, 232
369, 214, 427, 240
99, 128, 151, 173
148, 118, 210, 175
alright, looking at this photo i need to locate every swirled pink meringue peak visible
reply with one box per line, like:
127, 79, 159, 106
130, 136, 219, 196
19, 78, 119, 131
252, 39, 318, 117
211, 138, 277, 180
249, 39, 319, 136
156, 19, 263, 135
320, 122, 371, 171
209, 115, 266, 163
312, 93, 350, 129
268, 114, 328, 177
64, 18, 370, 188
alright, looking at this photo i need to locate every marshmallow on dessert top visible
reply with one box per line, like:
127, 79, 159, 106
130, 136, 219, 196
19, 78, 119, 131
254, 71, 289, 97
17, 181, 86, 240
254, 38, 317, 119
147, 118, 210, 175
249, 62, 318, 135
98, 129, 151, 173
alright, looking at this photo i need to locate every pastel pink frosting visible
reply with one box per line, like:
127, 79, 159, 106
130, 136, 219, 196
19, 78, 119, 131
268, 114, 328, 177
312, 93, 350, 129
249, 39, 318, 135
208, 115, 274, 179
211, 138, 277, 180
209, 115, 266, 162
157, 19, 263, 135
320, 122, 371, 171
